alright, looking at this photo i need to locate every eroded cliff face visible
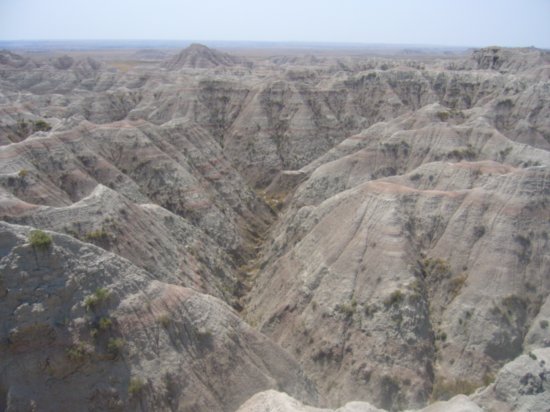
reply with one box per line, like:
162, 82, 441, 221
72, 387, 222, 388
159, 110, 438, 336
0, 223, 317, 411
0, 44, 549, 411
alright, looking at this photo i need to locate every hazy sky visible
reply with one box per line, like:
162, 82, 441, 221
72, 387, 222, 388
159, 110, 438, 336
1, 0, 549, 48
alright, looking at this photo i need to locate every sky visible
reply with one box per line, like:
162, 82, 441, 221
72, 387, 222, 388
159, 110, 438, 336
0, 0, 549, 48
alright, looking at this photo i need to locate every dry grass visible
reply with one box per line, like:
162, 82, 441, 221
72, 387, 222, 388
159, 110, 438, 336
107, 60, 141, 73
431, 378, 479, 401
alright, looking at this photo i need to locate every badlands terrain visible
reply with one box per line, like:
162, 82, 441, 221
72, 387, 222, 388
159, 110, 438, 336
0, 43, 549, 411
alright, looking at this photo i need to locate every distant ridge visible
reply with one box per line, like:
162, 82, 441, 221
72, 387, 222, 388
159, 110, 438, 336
162, 43, 248, 69
0, 50, 37, 69
471, 46, 550, 72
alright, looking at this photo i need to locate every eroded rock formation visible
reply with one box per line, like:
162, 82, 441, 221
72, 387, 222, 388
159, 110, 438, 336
0, 44, 549, 411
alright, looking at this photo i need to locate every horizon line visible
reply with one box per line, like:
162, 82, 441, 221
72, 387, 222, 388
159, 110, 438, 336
0, 38, 512, 50
1, 39, 547, 52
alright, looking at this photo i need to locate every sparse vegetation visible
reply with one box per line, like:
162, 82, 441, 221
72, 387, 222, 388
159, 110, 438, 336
18, 168, 29, 178
15, 118, 52, 135
66, 343, 89, 362
128, 377, 145, 396
407, 279, 423, 303
28, 230, 52, 251
99, 316, 113, 330
449, 273, 467, 296
435, 331, 447, 341
16, 119, 30, 135
382, 140, 410, 157
84, 287, 111, 311
431, 378, 479, 401
521, 160, 541, 168
257, 190, 287, 212
421, 257, 467, 304
336, 299, 357, 317
33, 119, 52, 132
384, 290, 404, 307
379, 375, 402, 410
540, 320, 549, 329
157, 314, 170, 328
364, 304, 378, 317
490, 294, 527, 325
107, 337, 125, 357
447, 144, 476, 161
471, 168, 482, 179
436, 111, 449, 121
499, 146, 513, 161
422, 257, 451, 280
482, 372, 496, 387
514, 234, 531, 247
473, 225, 486, 239
514, 234, 532, 263
85, 228, 111, 243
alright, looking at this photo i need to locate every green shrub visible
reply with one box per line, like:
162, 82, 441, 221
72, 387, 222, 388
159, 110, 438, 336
540, 319, 549, 329
157, 314, 170, 328
379, 375, 402, 410
435, 331, 447, 341
29, 230, 52, 251
384, 290, 404, 307
84, 287, 111, 311
16, 119, 29, 135
85, 228, 110, 242
66, 343, 89, 362
128, 377, 145, 396
107, 337, 125, 357
99, 317, 112, 330
382, 140, 410, 157
449, 273, 467, 296
447, 145, 476, 161
422, 258, 451, 280
18, 169, 29, 178
90, 328, 99, 339
336, 299, 357, 317
499, 146, 512, 161
436, 111, 450, 121
32, 119, 52, 132
364, 304, 378, 317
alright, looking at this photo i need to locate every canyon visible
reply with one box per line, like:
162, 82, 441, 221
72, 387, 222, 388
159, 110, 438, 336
0, 43, 549, 411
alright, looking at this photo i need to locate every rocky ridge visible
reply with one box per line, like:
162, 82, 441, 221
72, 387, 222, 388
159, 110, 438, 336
163, 43, 250, 70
